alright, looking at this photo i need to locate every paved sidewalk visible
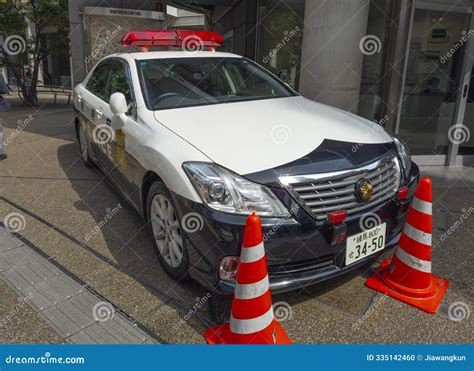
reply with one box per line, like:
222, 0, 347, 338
0, 103, 472, 344
0, 226, 158, 344
0, 280, 63, 344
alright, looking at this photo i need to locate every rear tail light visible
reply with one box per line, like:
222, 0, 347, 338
219, 256, 239, 282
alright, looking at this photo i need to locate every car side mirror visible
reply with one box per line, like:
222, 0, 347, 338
109, 92, 128, 129
110, 92, 128, 115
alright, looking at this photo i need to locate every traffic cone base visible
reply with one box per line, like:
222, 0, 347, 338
204, 320, 292, 345
365, 259, 449, 314
204, 212, 292, 344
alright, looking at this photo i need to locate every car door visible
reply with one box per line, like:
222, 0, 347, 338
102, 59, 139, 199
83, 61, 115, 173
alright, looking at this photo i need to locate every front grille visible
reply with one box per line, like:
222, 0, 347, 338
279, 156, 401, 221
268, 255, 335, 276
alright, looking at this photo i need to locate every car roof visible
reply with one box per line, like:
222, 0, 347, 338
110, 50, 243, 61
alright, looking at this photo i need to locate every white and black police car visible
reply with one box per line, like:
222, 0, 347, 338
73, 30, 419, 294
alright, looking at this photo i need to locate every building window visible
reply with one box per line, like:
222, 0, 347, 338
256, 0, 305, 90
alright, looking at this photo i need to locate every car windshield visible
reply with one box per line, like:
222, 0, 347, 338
137, 57, 296, 110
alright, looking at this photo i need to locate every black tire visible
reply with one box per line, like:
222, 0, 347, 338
77, 120, 92, 168
146, 180, 190, 280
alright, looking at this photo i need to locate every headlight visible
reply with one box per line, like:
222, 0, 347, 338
393, 137, 411, 178
183, 162, 290, 217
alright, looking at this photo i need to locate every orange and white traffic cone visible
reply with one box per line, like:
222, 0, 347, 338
365, 176, 449, 314
205, 213, 292, 344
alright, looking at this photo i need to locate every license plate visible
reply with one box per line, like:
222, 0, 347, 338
345, 223, 386, 266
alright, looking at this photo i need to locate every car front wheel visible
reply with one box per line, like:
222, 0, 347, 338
146, 181, 190, 280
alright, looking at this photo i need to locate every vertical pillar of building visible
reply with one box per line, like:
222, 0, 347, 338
68, 0, 87, 85
298, 0, 370, 113
383, 0, 415, 134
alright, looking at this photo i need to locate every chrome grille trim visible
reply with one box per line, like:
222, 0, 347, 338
279, 156, 401, 221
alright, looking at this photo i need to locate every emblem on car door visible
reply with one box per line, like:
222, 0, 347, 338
355, 179, 373, 202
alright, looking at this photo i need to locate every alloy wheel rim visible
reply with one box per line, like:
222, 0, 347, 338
150, 194, 184, 268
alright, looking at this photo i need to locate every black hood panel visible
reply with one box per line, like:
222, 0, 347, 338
243, 139, 397, 186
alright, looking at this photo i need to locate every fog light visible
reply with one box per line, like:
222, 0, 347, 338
219, 256, 240, 281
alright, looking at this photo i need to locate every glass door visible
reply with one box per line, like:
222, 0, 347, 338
397, 6, 471, 159
458, 67, 474, 157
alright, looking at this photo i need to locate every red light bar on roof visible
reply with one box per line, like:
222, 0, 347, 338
121, 30, 224, 50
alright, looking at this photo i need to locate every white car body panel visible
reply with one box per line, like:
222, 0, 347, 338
74, 50, 394, 205
153, 96, 392, 175
130, 109, 211, 202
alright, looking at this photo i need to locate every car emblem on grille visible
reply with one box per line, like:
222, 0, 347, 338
355, 179, 373, 202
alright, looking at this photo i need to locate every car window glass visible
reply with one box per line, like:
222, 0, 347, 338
137, 57, 295, 110
86, 63, 111, 100
107, 62, 133, 104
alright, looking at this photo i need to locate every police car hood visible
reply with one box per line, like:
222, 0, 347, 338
153, 96, 393, 175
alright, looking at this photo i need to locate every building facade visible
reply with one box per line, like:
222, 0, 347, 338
67, 0, 474, 166
194, 0, 474, 166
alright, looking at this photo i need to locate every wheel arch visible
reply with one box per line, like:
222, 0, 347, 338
141, 170, 164, 219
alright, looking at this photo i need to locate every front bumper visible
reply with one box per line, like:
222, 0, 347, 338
171, 162, 419, 295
